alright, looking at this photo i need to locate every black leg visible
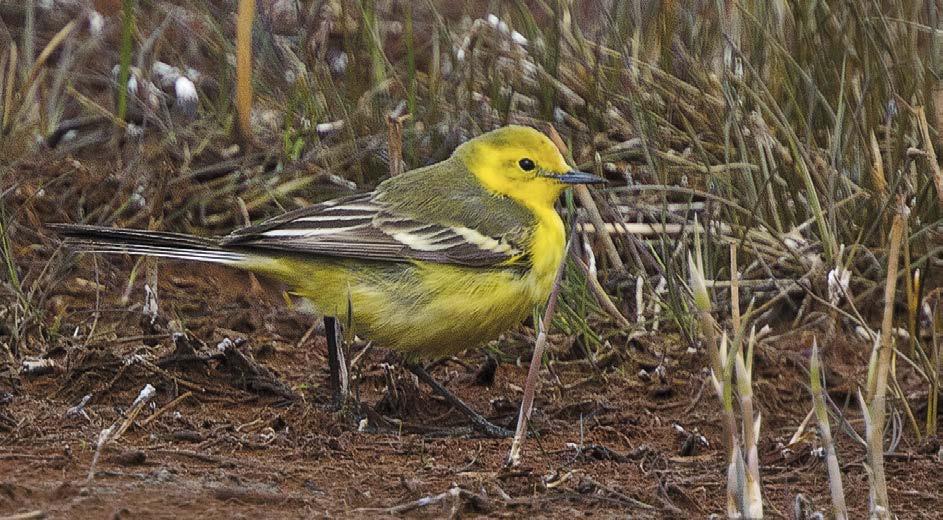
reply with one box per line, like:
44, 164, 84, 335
325, 316, 349, 408
406, 362, 513, 438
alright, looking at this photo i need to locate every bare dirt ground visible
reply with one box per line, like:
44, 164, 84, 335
2, 258, 942, 519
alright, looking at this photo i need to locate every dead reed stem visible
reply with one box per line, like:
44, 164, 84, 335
866, 207, 906, 518
235, 0, 255, 146
914, 107, 943, 207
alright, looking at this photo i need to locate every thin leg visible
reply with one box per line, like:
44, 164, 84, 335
325, 316, 349, 408
406, 362, 513, 438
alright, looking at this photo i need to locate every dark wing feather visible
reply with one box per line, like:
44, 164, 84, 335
221, 187, 531, 268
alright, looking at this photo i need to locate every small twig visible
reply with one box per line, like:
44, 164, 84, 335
360, 485, 491, 516
0, 511, 47, 520
20, 358, 59, 376
219, 338, 298, 400
406, 362, 511, 437
682, 377, 707, 416
293, 321, 320, 351
64, 394, 92, 419
86, 384, 156, 484
139, 391, 193, 427
578, 475, 656, 510
787, 408, 815, 446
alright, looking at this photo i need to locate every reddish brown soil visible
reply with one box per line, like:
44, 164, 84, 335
2, 261, 941, 519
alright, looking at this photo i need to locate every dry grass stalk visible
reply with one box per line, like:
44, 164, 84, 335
1, 44, 16, 134
506, 238, 571, 467
114, 0, 133, 123
869, 130, 887, 198
572, 254, 631, 328
235, 0, 256, 145
928, 297, 941, 437
730, 243, 741, 333
574, 185, 624, 271
20, 20, 76, 103
810, 338, 848, 520
4, 18, 76, 135
386, 110, 407, 177
0, 510, 46, 520
22, 0, 34, 76
914, 107, 942, 206
864, 207, 906, 519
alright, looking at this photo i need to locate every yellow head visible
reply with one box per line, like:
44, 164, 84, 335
454, 126, 605, 208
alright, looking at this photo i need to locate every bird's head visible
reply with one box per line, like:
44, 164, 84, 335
454, 126, 605, 208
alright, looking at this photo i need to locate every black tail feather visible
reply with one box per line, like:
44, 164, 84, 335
50, 224, 247, 264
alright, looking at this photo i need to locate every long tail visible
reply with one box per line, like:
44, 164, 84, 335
51, 224, 249, 265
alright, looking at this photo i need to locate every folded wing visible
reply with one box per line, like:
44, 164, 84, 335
221, 193, 528, 268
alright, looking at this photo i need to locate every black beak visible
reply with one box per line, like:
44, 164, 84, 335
555, 170, 607, 185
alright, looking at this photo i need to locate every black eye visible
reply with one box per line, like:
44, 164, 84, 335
519, 158, 536, 171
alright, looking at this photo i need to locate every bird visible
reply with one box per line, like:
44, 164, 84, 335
53, 125, 605, 435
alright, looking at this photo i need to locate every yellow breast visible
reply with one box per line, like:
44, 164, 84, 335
525, 204, 566, 300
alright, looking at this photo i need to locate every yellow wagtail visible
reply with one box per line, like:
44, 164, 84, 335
54, 125, 605, 435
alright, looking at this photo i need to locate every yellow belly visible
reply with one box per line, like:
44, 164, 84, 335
244, 212, 565, 360
258, 259, 550, 360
